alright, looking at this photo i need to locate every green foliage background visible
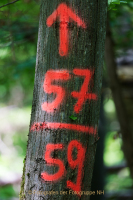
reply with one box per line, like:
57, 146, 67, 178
0, 0, 39, 106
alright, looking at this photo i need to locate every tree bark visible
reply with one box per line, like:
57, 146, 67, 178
20, 0, 107, 199
105, 16, 133, 178
90, 95, 105, 200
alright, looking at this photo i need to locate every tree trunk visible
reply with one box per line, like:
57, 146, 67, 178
105, 16, 133, 178
90, 94, 106, 200
19, 0, 107, 199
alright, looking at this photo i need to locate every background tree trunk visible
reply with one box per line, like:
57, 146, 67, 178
19, 0, 107, 199
105, 16, 133, 178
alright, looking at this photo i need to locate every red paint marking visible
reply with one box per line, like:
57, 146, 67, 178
46, 3, 86, 56
71, 69, 97, 113
30, 122, 97, 135
67, 140, 86, 195
42, 70, 70, 112
41, 144, 65, 182
42, 69, 97, 114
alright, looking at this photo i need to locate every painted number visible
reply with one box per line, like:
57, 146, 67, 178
41, 140, 86, 193
41, 144, 65, 181
42, 70, 70, 112
71, 69, 97, 113
67, 140, 86, 192
42, 69, 97, 113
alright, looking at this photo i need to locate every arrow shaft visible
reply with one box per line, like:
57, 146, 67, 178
59, 22, 69, 56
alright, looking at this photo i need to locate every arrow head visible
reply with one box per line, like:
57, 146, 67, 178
46, 3, 86, 28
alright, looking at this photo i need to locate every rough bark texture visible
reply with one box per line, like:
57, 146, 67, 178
20, 0, 107, 199
90, 95, 105, 200
105, 17, 133, 178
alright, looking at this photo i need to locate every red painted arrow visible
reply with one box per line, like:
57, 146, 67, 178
46, 3, 86, 57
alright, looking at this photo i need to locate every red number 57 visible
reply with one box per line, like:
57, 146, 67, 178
41, 69, 97, 114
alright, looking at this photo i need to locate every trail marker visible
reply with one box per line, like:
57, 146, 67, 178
46, 3, 86, 56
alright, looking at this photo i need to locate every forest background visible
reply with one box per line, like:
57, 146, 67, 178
0, 0, 133, 199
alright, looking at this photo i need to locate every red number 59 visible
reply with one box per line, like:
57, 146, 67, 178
41, 140, 86, 193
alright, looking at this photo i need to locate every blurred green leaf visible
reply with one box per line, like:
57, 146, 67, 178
0, 185, 17, 199
69, 115, 77, 121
